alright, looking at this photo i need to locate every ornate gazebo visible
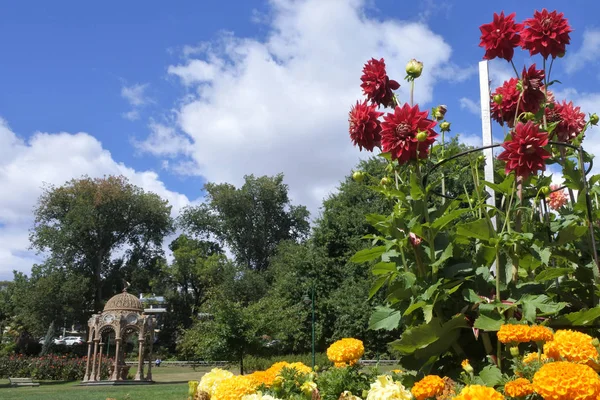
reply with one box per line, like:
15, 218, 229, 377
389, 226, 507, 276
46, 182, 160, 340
82, 289, 155, 383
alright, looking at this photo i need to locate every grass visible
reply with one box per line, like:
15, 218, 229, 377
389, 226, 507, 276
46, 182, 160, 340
0, 365, 221, 400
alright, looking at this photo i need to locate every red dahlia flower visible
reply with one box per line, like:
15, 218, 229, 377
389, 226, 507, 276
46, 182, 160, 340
521, 9, 572, 59
380, 103, 437, 164
360, 58, 400, 108
554, 100, 586, 142
498, 121, 551, 178
520, 64, 545, 114
491, 78, 521, 127
479, 12, 523, 62
348, 100, 384, 151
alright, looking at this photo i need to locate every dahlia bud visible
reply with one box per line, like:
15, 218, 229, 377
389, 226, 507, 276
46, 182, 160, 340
416, 131, 428, 142
541, 186, 550, 195
409, 232, 422, 247
352, 171, 365, 182
433, 105, 447, 120
380, 177, 391, 186
516, 80, 523, 91
558, 52, 565, 58
591, 113, 599, 126
523, 112, 536, 121
493, 94, 503, 105
461, 359, 474, 374
405, 59, 423, 80
593, 338, 600, 347
510, 346, 520, 357
439, 121, 451, 132
477, 155, 485, 163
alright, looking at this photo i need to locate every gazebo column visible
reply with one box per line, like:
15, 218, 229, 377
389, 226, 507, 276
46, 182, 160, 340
95, 342, 104, 381
83, 339, 93, 381
89, 339, 99, 382
110, 338, 122, 381
134, 339, 145, 381
146, 327, 154, 381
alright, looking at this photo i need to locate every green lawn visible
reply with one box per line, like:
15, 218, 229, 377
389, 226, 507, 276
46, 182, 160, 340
0, 366, 220, 400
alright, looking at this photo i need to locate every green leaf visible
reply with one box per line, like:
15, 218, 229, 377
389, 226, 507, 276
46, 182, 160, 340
483, 174, 514, 195
430, 208, 472, 232
443, 263, 474, 278
369, 275, 389, 299
389, 316, 467, 358
372, 262, 397, 275
456, 219, 494, 241
473, 313, 503, 331
550, 307, 600, 326
534, 267, 574, 282
423, 304, 433, 323
351, 246, 386, 263
410, 174, 424, 200
404, 300, 426, 316
478, 365, 503, 387
431, 244, 453, 272
369, 306, 402, 331
555, 225, 587, 246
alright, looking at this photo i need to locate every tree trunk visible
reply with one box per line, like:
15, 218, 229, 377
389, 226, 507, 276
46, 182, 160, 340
239, 350, 244, 375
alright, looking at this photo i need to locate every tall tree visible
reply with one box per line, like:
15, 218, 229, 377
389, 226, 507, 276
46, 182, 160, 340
179, 174, 310, 271
30, 175, 173, 307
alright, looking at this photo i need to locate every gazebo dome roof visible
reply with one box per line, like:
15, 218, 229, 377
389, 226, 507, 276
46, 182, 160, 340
103, 291, 144, 313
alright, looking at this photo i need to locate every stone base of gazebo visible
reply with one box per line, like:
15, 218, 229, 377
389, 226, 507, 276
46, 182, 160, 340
79, 380, 154, 386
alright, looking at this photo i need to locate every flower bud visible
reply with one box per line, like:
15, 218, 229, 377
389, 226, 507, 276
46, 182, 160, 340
493, 94, 503, 105
439, 121, 451, 132
591, 113, 599, 126
405, 59, 423, 79
416, 131, 428, 142
409, 232, 422, 247
461, 359, 474, 374
434, 105, 447, 120
477, 155, 485, 163
541, 186, 550, 195
523, 112, 536, 121
352, 171, 365, 182
380, 177, 390, 186
516, 80, 523, 91
510, 346, 520, 357
593, 338, 600, 347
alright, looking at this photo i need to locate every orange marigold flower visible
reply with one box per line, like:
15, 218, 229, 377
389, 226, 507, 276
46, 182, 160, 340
411, 375, 445, 400
327, 338, 364, 367
522, 352, 548, 364
497, 324, 530, 344
505, 378, 534, 398
528, 325, 554, 342
533, 361, 600, 400
213, 375, 257, 400
454, 384, 504, 400
543, 330, 600, 369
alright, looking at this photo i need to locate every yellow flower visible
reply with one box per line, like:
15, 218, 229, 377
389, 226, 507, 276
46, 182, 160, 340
543, 330, 600, 369
286, 362, 312, 374
522, 352, 547, 365
497, 324, 530, 344
461, 359, 474, 374
198, 368, 235, 397
213, 375, 257, 400
300, 381, 318, 397
453, 385, 504, 400
327, 338, 365, 367
366, 375, 412, 400
527, 325, 554, 342
504, 378, 534, 398
411, 375, 445, 400
533, 361, 600, 400
391, 369, 402, 374
339, 391, 362, 400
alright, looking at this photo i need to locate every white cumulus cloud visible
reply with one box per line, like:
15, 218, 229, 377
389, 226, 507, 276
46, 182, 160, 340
565, 29, 600, 74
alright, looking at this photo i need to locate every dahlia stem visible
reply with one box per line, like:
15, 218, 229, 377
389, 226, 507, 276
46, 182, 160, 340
510, 60, 520, 78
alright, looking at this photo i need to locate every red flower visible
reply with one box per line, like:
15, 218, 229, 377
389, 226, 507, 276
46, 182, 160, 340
348, 100, 384, 151
521, 64, 545, 114
491, 78, 521, 127
479, 12, 523, 62
498, 121, 551, 178
360, 58, 400, 108
547, 184, 568, 210
521, 9, 572, 59
380, 103, 437, 164
409, 232, 422, 247
554, 100, 586, 142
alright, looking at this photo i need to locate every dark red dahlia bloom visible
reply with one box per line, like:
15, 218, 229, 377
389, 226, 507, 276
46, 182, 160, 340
348, 100, 384, 151
553, 100, 586, 142
360, 58, 400, 108
479, 12, 523, 62
520, 64, 545, 114
380, 103, 438, 164
521, 9, 572, 59
491, 78, 521, 127
498, 121, 551, 178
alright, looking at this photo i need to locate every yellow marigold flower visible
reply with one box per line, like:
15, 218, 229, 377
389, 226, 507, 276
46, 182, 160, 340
411, 375, 445, 400
391, 369, 402, 374
522, 352, 547, 364
213, 375, 257, 400
543, 330, 600, 369
497, 324, 530, 344
527, 325, 554, 342
533, 361, 600, 400
504, 378, 534, 398
300, 381, 317, 397
327, 338, 364, 367
198, 368, 235, 397
366, 375, 412, 400
453, 385, 504, 400
286, 362, 312, 374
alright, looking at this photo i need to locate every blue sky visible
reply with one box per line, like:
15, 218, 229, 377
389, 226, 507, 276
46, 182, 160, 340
1, 0, 600, 279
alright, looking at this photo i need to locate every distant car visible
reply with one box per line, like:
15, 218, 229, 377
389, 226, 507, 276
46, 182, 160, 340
63, 336, 84, 345
39, 338, 66, 345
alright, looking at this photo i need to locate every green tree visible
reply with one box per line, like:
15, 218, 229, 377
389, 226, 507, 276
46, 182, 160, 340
29, 175, 173, 308
179, 174, 310, 271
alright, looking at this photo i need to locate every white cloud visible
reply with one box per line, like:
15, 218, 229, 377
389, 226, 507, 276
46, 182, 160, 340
121, 83, 150, 106
565, 29, 600, 74
0, 117, 191, 280
460, 97, 480, 115
142, 0, 464, 216
488, 59, 515, 88
132, 122, 192, 158
456, 132, 483, 148
122, 110, 140, 121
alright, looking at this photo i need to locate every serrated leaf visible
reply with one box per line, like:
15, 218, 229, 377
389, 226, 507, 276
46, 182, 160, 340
351, 246, 386, 263
430, 208, 472, 232
372, 262, 397, 275
369, 275, 388, 299
534, 267, 573, 282
479, 365, 503, 387
550, 307, 600, 326
473, 313, 503, 331
456, 219, 494, 241
369, 306, 402, 331
404, 300, 426, 316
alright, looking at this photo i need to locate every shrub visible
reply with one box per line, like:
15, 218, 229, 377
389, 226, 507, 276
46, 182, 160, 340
0, 354, 112, 381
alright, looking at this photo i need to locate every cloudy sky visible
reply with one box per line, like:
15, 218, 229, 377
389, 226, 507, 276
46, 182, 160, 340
1, 0, 600, 280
